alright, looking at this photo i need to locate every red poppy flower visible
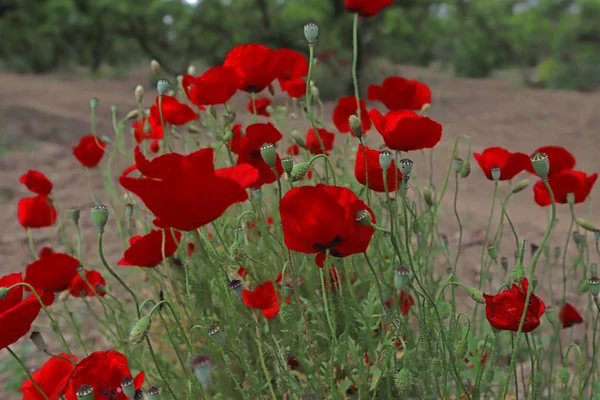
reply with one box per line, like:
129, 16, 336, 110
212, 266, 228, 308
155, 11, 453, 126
0, 272, 55, 350
149, 140, 160, 153
369, 109, 442, 152
229, 122, 284, 188
20, 170, 53, 196
275, 49, 309, 92
385, 291, 415, 315
306, 128, 335, 155
68, 270, 106, 298
280, 185, 375, 266
287, 144, 300, 156
24, 250, 80, 292
118, 229, 182, 268
483, 278, 545, 332
333, 97, 371, 135
120, 147, 250, 231
367, 77, 431, 111
237, 267, 248, 277
242, 281, 288, 319
21, 353, 77, 400
285, 78, 307, 98
525, 146, 576, 177
63, 350, 144, 400
248, 98, 271, 117
559, 302, 584, 328
355, 145, 402, 192
73, 135, 106, 168
150, 95, 199, 127
18, 195, 57, 229
132, 117, 163, 143
215, 163, 260, 189
182, 66, 245, 106
345, 0, 393, 16
533, 170, 598, 206
473, 147, 530, 181
223, 44, 279, 93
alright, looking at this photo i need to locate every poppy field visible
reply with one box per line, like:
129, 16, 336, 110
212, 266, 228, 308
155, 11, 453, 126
2, 1, 600, 399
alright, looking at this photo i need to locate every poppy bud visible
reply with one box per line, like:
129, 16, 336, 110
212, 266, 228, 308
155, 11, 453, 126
228, 279, 242, 299
510, 262, 524, 283
121, 376, 135, 399
441, 234, 449, 248
437, 299, 451, 319
453, 158, 464, 175
282, 156, 294, 175
291, 130, 307, 149
554, 246, 561, 261
76, 385, 94, 400
30, 331, 47, 353
0, 287, 8, 301
187, 64, 196, 75
355, 210, 373, 227
310, 85, 319, 98
530, 153, 549, 180
573, 231, 583, 245
545, 307, 558, 324
588, 277, 600, 297
455, 340, 467, 359
96, 284, 107, 295
148, 386, 161, 399
349, 115, 363, 138
291, 162, 310, 182
500, 257, 508, 271
150, 59, 161, 75
558, 366, 570, 386
487, 245, 498, 261
579, 279, 589, 293
208, 325, 225, 346
379, 149, 393, 171
491, 165, 501, 182
59, 290, 70, 301
304, 23, 319, 44
395, 368, 411, 392
394, 266, 410, 292
91, 204, 109, 232
460, 161, 471, 178
576, 218, 597, 232
399, 159, 413, 177
135, 85, 144, 103
68, 208, 80, 224
157, 79, 170, 96
260, 143, 277, 168
90, 98, 99, 111
422, 187, 434, 207
129, 315, 152, 345
465, 286, 486, 304
512, 179, 530, 194
192, 355, 212, 389
125, 203, 134, 219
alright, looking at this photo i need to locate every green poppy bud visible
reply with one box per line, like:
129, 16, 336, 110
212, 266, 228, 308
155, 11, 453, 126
349, 115, 363, 138
121, 376, 135, 399
304, 23, 319, 44
29, 331, 47, 353
589, 277, 600, 297
455, 340, 467, 359
291, 130, 307, 149
125, 203, 134, 219
512, 179, 529, 194
228, 279, 242, 299
395, 368, 411, 392
91, 204, 109, 232
76, 385, 94, 400
291, 162, 310, 182
68, 208, 80, 224
453, 158, 464, 175
422, 187, 434, 207
460, 161, 471, 178
531, 153, 549, 180
129, 315, 152, 345
545, 307, 558, 324
399, 159, 413, 177
192, 355, 212, 389
282, 156, 294, 175
501, 257, 508, 271
0, 287, 9, 301
554, 246, 561, 261
487, 245, 498, 261
379, 149, 393, 171
90, 98, 99, 111
260, 143, 277, 168
579, 279, 589, 293
510, 262, 524, 283
465, 286, 486, 304
355, 210, 373, 227
394, 266, 410, 292
148, 386, 161, 399
437, 299, 451, 319
157, 79, 170, 96
491, 166, 501, 182
558, 366, 570, 386
576, 218, 597, 232
208, 325, 225, 346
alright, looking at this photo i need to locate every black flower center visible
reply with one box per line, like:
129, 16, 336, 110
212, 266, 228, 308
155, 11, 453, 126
313, 235, 343, 257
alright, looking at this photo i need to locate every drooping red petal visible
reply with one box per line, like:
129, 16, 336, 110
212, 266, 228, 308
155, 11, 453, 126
19, 170, 53, 195
73, 135, 106, 168
18, 195, 57, 229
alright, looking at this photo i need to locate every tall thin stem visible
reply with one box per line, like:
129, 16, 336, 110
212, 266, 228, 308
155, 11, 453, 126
7, 347, 50, 400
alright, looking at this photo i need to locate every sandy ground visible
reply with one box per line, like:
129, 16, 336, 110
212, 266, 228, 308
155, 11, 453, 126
1, 66, 599, 398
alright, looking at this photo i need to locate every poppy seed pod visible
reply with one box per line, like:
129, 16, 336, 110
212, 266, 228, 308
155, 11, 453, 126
465, 286, 486, 304
228, 279, 242, 299
222, 111, 237, 128
157, 79, 170, 96
125, 203, 134, 219
29, 331, 47, 353
251, 188, 262, 202
399, 159, 413, 177
355, 210, 373, 227
379, 149, 393, 171
422, 187, 434, 207
394, 266, 410, 292
487, 245, 498, 261
260, 143, 277, 168
304, 23, 319, 44
148, 386, 161, 399
545, 307, 558, 324
460, 161, 471, 178
208, 325, 225, 346
68, 208, 80, 224
91, 204, 109, 232
76, 385, 94, 400
129, 315, 152, 345
90, 98, 99, 111
576, 218, 597, 232
530, 153, 549, 180
121, 376, 135, 399
134, 389, 144, 400
135, 85, 144, 103
588, 277, 600, 297
150, 59, 161, 75
282, 156, 294, 175
512, 179, 530, 194
349, 115, 363, 138
291, 162, 310, 182
491, 165, 501, 182
501, 257, 508, 271
192, 355, 212, 389
453, 158, 464, 175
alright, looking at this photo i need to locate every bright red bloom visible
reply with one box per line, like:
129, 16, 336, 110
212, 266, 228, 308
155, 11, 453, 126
229, 123, 284, 187
473, 147, 530, 181
18, 196, 57, 229
369, 109, 442, 151
0, 272, 55, 350
355, 145, 402, 192
280, 185, 375, 266
120, 147, 251, 231
118, 229, 182, 268
525, 146, 576, 177
285, 78, 307, 98
224, 44, 279, 93
24, 250, 80, 292
483, 278, 545, 332
64, 350, 144, 400
132, 117, 163, 143
215, 163, 261, 189
287, 144, 300, 156
73, 135, 106, 168
367, 77, 431, 111
20, 171, 53, 196
242, 281, 287, 319
182, 66, 245, 106
237, 267, 248, 277
385, 291, 415, 315
68, 270, 106, 298
306, 128, 335, 155
150, 95, 199, 126
248, 98, 271, 117
533, 170, 598, 206
275, 49, 309, 92
21, 353, 77, 400
559, 302, 584, 328
333, 97, 371, 135
345, 0, 393, 16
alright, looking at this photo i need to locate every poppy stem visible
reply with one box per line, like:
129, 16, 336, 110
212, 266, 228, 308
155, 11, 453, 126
433, 133, 472, 217
499, 180, 556, 400
62, 302, 89, 356
351, 13, 361, 120
26, 228, 37, 260
359, 140, 371, 206
305, 44, 329, 182
6, 346, 50, 400
158, 95, 173, 153
254, 314, 278, 400
451, 171, 462, 333
307, 154, 337, 186
146, 336, 178, 400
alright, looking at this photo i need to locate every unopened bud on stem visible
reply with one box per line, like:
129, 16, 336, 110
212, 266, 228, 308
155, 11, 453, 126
150, 60, 161, 76
135, 85, 144, 103
349, 115, 363, 138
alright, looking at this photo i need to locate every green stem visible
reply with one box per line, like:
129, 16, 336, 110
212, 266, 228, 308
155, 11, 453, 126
63, 302, 89, 356
158, 95, 173, 153
26, 228, 37, 259
307, 154, 337, 186
7, 347, 50, 400
146, 336, 178, 399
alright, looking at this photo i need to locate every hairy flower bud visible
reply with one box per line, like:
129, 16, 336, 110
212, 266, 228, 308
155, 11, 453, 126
30, 331, 47, 353
121, 376, 135, 399
558, 366, 570, 386
68, 208, 80, 224
455, 340, 467, 359
500, 257, 508, 271
129, 315, 151, 345
291, 130, 307, 149
379, 149, 393, 171
531, 153, 549, 180
579, 279, 589, 293
260, 143, 277, 168
511, 263, 524, 283
422, 187, 434, 207
465, 286, 486, 304
135, 85, 144, 103
91, 204, 109, 232
576, 218, 597, 232
395, 368, 411, 392
90, 98, 99, 111
291, 162, 310, 182
76, 385, 94, 400
157, 79, 170, 96
304, 23, 319, 44
349, 115, 363, 138
399, 159, 413, 177
487, 245, 498, 261
512, 179, 529, 194
282, 156, 294, 175
460, 161, 471, 178
453, 158, 464, 175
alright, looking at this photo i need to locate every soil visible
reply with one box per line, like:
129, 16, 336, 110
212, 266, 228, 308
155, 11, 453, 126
1, 66, 599, 398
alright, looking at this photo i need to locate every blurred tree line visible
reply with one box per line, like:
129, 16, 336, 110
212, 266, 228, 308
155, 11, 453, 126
0, 0, 599, 92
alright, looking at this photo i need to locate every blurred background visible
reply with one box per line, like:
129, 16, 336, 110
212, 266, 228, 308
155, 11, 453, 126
1, 0, 600, 98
